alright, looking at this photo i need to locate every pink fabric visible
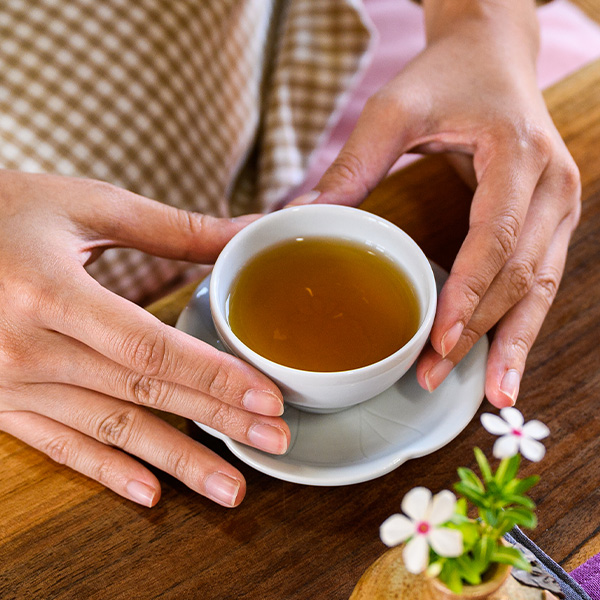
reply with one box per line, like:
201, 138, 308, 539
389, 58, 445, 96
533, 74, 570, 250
290, 0, 600, 200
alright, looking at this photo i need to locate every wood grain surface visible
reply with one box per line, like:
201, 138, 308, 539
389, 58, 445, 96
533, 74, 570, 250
2, 37, 600, 600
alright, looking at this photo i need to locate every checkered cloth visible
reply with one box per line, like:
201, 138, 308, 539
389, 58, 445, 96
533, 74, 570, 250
0, 0, 374, 301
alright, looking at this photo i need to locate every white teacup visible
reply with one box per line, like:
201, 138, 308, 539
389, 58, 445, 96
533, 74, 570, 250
210, 205, 437, 413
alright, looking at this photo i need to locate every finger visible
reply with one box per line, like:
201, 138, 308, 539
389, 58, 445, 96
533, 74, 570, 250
35, 275, 284, 416
417, 216, 572, 397
0, 410, 162, 507
430, 141, 548, 358
58, 176, 259, 263
17, 329, 284, 418
15, 380, 288, 458
309, 90, 422, 206
484, 219, 573, 408
427, 171, 569, 369
7, 385, 262, 507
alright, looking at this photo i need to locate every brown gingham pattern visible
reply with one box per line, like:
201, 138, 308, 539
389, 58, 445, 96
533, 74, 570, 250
0, 0, 373, 301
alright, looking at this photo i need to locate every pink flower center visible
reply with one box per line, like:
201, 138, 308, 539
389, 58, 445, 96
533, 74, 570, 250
417, 521, 430, 535
512, 428, 523, 437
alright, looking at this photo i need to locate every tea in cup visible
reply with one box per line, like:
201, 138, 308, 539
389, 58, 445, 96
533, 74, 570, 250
210, 205, 437, 413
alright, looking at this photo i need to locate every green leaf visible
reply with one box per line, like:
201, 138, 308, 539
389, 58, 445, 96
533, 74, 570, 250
494, 454, 521, 487
455, 520, 480, 549
454, 482, 488, 507
457, 467, 485, 492
500, 493, 536, 510
474, 447, 493, 482
490, 546, 531, 571
439, 561, 464, 594
502, 508, 538, 530
473, 535, 495, 573
446, 568, 464, 594
456, 556, 483, 585
481, 508, 499, 527
506, 475, 540, 495
455, 497, 468, 517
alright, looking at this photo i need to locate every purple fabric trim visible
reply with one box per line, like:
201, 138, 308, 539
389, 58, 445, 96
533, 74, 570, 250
572, 554, 600, 600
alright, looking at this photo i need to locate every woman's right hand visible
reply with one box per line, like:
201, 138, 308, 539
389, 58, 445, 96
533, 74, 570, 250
0, 170, 290, 508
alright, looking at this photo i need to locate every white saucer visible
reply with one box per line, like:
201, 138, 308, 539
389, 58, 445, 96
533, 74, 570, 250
175, 264, 488, 486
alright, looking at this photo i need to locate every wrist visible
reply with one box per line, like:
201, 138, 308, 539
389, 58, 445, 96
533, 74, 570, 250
421, 0, 540, 63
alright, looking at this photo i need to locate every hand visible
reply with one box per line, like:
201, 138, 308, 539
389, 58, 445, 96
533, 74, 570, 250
0, 171, 289, 508
293, 1, 581, 407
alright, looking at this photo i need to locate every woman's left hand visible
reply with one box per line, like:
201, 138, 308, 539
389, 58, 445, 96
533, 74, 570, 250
294, 0, 581, 407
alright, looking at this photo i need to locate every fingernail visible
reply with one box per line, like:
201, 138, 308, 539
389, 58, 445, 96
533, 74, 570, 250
243, 390, 284, 416
424, 358, 454, 392
205, 472, 241, 507
500, 369, 520, 406
126, 480, 158, 508
287, 190, 321, 206
441, 322, 464, 357
248, 424, 288, 454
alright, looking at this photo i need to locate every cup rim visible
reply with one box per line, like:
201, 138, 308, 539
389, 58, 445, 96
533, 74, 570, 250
210, 205, 437, 379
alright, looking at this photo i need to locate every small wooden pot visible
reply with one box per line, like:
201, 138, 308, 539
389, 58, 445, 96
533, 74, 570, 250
350, 545, 558, 600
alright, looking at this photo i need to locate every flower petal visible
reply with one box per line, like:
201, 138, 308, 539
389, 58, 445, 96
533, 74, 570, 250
403, 534, 430, 574
522, 420, 550, 440
428, 527, 463, 557
493, 434, 520, 459
481, 413, 511, 435
401, 487, 431, 522
519, 437, 546, 462
380, 514, 415, 547
429, 490, 457, 526
500, 406, 524, 429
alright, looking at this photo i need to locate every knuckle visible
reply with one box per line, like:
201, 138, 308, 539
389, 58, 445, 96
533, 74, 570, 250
0, 331, 27, 373
85, 178, 123, 201
459, 326, 481, 351
200, 399, 239, 435
202, 359, 234, 401
171, 208, 203, 243
94, 457, 118, 487
533, 266, 562, 306
44, 435, 73, 466
11, 277, 52, 320
521, 126, 553, 163
120, 329, 169, 377
557, 158, 581, 197
365, 89, 404, 117
456, 272, 488, 312
164, 447, 195, 481
506, 335, 532, 364
95, 408, 137, 447
506, 259, 536, 301
489, 212, 521, 263
127, 373, 168, 408
325, 150, 370, 193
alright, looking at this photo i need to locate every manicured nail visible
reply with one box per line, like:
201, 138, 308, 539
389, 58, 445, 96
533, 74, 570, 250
205, 472, 241, 507
441, 322, 464, 357
243, 390, 284, 416
248, 424, 288, 454
126, 480, 158, 507
500, 369, 520, 406
424, 358, 454, 392
287, 190, 321, 206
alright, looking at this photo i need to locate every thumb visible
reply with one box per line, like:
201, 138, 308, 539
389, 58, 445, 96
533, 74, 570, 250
292, 95, 412, 207
80, 181, 259, 263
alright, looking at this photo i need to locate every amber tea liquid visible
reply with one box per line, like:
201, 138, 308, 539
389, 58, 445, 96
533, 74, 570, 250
227, 237, 420, 372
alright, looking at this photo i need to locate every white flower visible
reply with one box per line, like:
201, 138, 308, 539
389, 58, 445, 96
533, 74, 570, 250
481, 407, 549, 462
379, 487, 463, 574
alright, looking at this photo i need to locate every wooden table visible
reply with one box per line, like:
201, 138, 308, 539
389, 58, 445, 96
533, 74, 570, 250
2, 61, 600, 600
